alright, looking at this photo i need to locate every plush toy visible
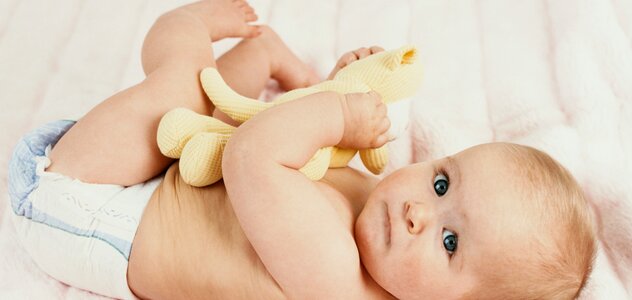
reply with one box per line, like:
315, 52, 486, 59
157, 45, 423, 187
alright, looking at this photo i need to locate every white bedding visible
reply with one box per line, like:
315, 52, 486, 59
1, 0, 630, 298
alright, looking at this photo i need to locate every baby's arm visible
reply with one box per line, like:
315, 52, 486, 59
222, 91, 389, 298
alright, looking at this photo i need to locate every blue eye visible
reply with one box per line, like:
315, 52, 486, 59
433, 174, 449, 196
443, 229, 458, 254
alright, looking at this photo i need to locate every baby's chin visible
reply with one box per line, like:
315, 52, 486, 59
354, 225, 389, 294
355, 198, 389, 274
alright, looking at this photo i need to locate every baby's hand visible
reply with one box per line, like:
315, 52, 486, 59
338, 91, 390, 149
327, 46, 385, 80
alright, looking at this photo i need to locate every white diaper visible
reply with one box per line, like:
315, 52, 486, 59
8, 120, 162, 299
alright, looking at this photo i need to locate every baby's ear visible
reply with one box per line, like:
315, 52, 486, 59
386, 45, 418, 70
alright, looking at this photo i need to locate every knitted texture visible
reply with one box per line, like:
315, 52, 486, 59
156, 45, 423, 186
200, 68, 274, 123
157, 107, 235, 158
298, 147, 333, 180
360, 146, 389, 174
179, 132, 231, 187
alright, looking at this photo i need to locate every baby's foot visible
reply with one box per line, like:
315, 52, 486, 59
191, 0, 261, 41
255, 26, 320, 90
327, 46, 384, 80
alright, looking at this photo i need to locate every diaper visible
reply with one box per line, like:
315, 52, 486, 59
7, 120, 163, 300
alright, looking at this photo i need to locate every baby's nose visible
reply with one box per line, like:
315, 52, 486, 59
405, 201, 430, 234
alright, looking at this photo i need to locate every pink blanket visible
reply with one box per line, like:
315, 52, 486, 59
1, 0, 630, 298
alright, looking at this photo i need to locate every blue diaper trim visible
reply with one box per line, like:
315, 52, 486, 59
30, 206, 132, 260
8, 120, 76, 217
7, 120, 133, 260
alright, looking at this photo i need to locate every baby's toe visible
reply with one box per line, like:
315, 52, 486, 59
245, 12, 258, 22
236, 1, 255, 15
231, 0, 256, 20
241, 25, 262, 38
243, 4, 255, 15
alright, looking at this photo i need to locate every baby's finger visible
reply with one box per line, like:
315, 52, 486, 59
367, 90, 382, 102
369, 46, 385, 54
372, 134, 389, 148
354, 47, 372, 59
378, 117, 391, 134
338, 52, 357, 68
375, 101, 387, 117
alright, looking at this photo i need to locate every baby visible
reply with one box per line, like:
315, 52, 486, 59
7, 0, 595, 299
222, 90, 596, 299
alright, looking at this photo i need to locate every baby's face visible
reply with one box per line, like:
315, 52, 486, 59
355, 143, 536, 299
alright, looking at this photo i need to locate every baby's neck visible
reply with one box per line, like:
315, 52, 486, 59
319, 167, 380, 219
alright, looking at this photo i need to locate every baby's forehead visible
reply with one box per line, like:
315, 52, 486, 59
451, 145, 539, 244
455, 143, 519, 164
453, 144, 524, 187
449, 144, 574, 282
454, 144, 535, 191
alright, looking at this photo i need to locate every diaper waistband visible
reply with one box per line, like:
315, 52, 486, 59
7, 120, 76, 217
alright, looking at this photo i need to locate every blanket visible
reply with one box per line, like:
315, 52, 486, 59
0, 0, 630, 298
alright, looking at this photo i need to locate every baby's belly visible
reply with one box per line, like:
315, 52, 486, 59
128, 162, 284, 300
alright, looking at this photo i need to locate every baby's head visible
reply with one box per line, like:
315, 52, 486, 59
355, 142, 596, 299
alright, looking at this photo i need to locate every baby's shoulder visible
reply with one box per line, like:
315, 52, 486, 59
320, 167, 379, 204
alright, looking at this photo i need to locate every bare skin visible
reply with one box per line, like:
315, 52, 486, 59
37, 0, 588, 299
127, 34, 387, 300
47, 0, 318, 186
43, 0, 385, 298
128, 163, 380, 299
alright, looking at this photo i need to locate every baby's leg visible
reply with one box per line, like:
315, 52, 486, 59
47, 1, 317, 186
212, 27, 319, 125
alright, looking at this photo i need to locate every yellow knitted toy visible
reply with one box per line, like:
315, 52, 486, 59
157, 45, 423, 187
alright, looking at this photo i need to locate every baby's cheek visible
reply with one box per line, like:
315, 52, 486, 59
384, 257, 435, 299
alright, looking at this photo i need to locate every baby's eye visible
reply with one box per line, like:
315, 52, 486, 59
433, 174, 449, 196
442, 229, 458, 254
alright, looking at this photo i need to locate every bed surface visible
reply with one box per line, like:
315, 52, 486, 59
1, 0, 631, 298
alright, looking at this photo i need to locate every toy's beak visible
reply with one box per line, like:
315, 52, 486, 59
386, 45, 417, 70
401, 48, 417, 65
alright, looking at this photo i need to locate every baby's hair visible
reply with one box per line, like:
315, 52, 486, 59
465, 143, 596, 300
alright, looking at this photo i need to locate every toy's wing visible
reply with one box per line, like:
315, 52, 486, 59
200, 67, 273, 123
299, 147, 333, 181
359, 146, 389, 175
312, 79, 370, 94
180, 132, 231, 187
157, 107, 235, 158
